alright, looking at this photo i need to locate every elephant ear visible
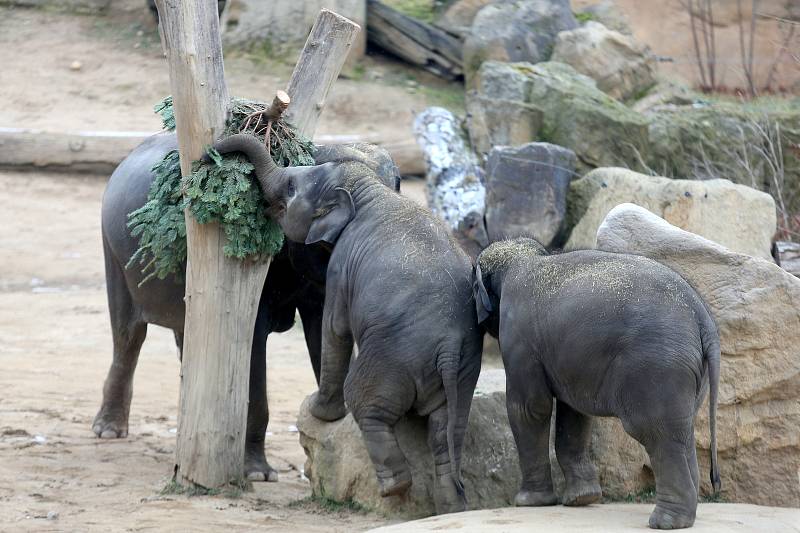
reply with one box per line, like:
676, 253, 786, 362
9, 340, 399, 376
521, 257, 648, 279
474, 262, 493, 324
305, 186, 355, 245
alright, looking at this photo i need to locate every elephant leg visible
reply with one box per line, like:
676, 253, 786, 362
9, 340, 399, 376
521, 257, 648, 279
358, 415, 412, 498
640, 423, 698, 530
297, 288, 324, 385
244, 312, 277, 482
427, 405, 466, 514
308, 284, 351, 421
93, 246, 146, 439
173, 330, 184, 361
555, 400, 601, 506
506, 362, 557, 507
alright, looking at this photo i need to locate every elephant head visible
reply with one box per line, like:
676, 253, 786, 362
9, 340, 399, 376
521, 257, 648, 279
473, 237, 547, 337
210, 134, 395, 246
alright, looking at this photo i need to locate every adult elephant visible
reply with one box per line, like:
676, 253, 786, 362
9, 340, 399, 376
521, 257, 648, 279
94, 131, 399, 481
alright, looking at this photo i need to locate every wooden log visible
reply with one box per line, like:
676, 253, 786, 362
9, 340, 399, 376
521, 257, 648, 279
157, 0, 260, 490
775, 240, 800, 278
366, 0, 463, 79
285, 9, 361, 137
0, 128, 425, 176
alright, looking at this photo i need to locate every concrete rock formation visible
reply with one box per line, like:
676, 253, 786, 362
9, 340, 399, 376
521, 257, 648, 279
463, 0, 577, 84
594, 203, 800, 507
297, 370, 520, 518
551, 21, 656, 101
566, 168, 777, 259
484, 142, 577, 247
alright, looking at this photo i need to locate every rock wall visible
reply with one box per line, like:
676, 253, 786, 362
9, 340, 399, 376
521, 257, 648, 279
595, 203, 800, 508
566, 168, 777, 259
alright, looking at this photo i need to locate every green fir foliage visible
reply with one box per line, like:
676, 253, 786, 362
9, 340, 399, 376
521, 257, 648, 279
126, 96, 315, 285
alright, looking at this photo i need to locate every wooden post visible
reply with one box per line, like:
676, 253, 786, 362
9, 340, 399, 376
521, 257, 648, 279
156, 1, 360, 490
157, 0, 268, 489
285, 9, 360, 137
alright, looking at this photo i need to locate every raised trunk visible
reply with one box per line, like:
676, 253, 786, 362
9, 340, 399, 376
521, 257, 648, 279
211, 133, 280, 195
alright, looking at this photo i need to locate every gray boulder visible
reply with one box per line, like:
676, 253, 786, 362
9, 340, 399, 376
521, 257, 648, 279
297, 370, 520, 518
223, 0, 366, 60
595, 203, 800, 507
466, 93, 544, 156
575, 0, 632, 34
472, 61, 651, 170
566, 167, 777, 259
551, 21, 657, 101
484, 142, 577, 247
463, 0, 577, 85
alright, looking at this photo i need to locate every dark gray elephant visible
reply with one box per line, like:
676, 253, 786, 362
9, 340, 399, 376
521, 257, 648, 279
473, 238, 720, 530
210, 134, 483, 514
96, 131, 399, 482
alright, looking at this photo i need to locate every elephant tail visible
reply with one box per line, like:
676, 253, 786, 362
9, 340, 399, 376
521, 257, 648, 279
699, 303, 722, 494
437, 350, 465, 498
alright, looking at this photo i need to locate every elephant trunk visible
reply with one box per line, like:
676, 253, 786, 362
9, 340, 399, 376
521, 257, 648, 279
211, 133, 280, 196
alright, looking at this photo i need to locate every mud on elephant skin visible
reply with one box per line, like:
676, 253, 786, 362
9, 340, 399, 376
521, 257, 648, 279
95, 131, 399, 482
473, 238, 720, 529
212, 133, 483, 514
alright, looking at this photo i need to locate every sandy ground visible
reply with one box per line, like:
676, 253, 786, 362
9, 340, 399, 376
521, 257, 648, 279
0, 3, 438, 530
0, 170, 411, 531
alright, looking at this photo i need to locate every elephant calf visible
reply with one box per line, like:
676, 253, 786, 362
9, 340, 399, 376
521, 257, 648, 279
212, 134, 483, 514
473, 238, 720, 530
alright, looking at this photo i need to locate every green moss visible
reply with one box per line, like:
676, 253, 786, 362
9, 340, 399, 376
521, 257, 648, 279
160, 479, 245, 498
574, 11, 595, 23
383, 0, 438, 22
419, 84, 465, 112
288, 494, 371, 514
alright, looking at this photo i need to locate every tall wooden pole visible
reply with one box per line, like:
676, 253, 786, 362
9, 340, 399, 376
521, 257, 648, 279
156, 1, 360, 490
156, 0, 269, 489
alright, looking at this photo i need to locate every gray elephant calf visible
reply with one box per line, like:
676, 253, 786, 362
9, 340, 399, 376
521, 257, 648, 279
473, 238, 720, 529
211, 134, 483, 514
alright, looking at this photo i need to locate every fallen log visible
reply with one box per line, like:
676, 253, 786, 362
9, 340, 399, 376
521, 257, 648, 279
774, 240, 800, 278
0, 127, 425, 176
366, 0, 462, 79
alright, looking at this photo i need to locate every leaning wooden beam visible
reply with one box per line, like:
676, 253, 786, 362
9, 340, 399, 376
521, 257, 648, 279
366, 0, 463, 79
0, 128, 425, 175
156, 0, 260, 490
285, 9, 361, 137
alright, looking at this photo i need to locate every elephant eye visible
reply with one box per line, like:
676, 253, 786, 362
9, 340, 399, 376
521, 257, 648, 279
286, 179, 296, 198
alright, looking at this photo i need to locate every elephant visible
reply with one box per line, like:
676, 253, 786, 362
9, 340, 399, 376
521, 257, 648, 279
210, 133, 483, 514
473, 238, 721, 529
95, 130, 399, 482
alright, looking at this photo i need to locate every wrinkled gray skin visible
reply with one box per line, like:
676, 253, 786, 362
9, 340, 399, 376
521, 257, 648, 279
474, 238, 721, 530
212, 134, 483, 514
96, 131, 399, 482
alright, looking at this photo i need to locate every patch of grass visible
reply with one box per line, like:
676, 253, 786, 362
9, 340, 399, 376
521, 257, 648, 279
160, 479, 246, 499
383, 0, 438, 23
289, 493, 370, 514
574, 12, 595, 24
701, 492, 727, 503
602, 487, 657, 504
419, 83, 465, 112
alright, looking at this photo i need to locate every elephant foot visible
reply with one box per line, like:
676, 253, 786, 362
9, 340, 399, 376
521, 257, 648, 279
379, 470, 412, 497
308, 391, 347, 422
245, 446, 278, 482
562, 480, 602, 506
92, 407, 129, 439
514, 489, 558, 507
434, 475, 467, 515
648, 505, 696, 530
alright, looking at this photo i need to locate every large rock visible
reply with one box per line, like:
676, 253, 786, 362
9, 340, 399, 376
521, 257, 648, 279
484, 142, 577, 247
223, 0, 366, 60
551, 21, 657, 101
436, 0, 494, 38
646, 102, 800, 215
368, 504, 800, 533
575, 0, 632, 34
413, 107, 487, 259
463, 0, 577, 85
297, 370, 520, 518
594, 203, 800, 508
566, 168, 777, 259
466, 93, 544, 157
472, 62, 651, 170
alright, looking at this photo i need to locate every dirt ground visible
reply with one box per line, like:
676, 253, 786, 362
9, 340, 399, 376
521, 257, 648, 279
0, 3, 439, 532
